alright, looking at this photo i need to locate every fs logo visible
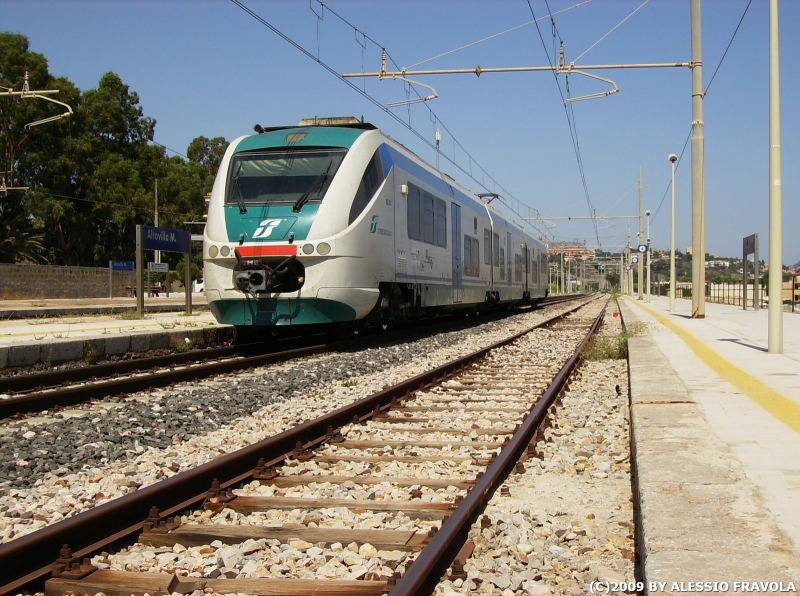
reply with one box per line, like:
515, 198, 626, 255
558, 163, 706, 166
253, 219, 282, 239
369, 215, 379, 234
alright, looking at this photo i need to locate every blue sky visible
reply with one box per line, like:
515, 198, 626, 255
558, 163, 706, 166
3, 0, 798, 265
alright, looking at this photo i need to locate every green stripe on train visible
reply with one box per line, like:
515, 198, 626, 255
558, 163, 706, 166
234, 127, 366, 153
224, 204, 319, 243
209, 297, 357, 326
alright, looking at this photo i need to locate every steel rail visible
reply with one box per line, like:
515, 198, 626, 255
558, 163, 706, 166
0, 296, 597, 595
0, 294, 582, 419
389, 304, 606, 596
0, 343, 253, 395
0, 342, 329, 419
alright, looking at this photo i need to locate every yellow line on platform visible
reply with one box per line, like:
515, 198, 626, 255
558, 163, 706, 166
626, 298, 800, 434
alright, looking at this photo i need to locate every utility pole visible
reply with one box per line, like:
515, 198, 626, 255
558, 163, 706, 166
768, 0, 783, 352
690, 0, 706, 318
154, 179, 160, 264
638, 166, 644, 300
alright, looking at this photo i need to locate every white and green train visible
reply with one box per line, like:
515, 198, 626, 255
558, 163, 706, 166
203, 117, 548, 334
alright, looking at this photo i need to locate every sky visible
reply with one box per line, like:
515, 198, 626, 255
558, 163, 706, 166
2, 0, 798, 266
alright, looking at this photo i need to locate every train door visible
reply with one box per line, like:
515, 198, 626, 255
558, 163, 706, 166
506, 232, 512, 289
450, 203, 462, 304
524, 244, 529, 294
451, 202, 462, 303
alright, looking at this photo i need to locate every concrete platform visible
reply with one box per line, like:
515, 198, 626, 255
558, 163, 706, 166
620, 295, 800, 593
0, 295, 233, 369
0, 294, 207, 318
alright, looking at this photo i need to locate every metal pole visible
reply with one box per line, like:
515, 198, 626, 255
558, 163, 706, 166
135, 225, 144, 317
669, 154, 677, 311
620, 252, 624, 294
768, 0, 783, 352
108, 260, 113, 299
743, 240, 748, 311
154, 179, 160, 265
690, 0, 706, 318
185, 251, 192, 315
638, 166, 643, 300
754, 234, 760, 311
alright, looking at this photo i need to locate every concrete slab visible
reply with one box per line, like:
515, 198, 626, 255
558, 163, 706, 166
7, 343, 41, 367
44, 339, 85, 364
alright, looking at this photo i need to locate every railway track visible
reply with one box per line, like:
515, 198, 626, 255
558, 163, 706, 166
0, 294, 605, 595
0, 294, 586, 420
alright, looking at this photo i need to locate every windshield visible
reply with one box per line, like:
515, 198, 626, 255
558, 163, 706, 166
226, 149, 347, 207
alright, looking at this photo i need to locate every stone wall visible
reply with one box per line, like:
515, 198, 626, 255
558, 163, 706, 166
0, 264, 134, 299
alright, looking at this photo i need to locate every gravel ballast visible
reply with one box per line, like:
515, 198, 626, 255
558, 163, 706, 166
1, 301, 590, 544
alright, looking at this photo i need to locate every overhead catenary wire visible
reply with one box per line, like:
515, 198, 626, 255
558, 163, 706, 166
526, 0, 599, 246
572, 0, 651, 63
231, 0, 550, 239
406, 0, 593, 70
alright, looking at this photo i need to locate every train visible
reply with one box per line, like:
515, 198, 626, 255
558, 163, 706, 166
203, 117, 548, 334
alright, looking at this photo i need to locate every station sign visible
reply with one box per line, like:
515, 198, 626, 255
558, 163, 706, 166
148, 262, 169, 272
631, 256, 639, 264
638, 244, 647, 253
110, 260, 134, 271
142, 225, 190, 253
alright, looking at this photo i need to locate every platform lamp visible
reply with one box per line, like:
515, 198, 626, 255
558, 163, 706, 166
645, 210, 651, 303
668, 154, 678, 311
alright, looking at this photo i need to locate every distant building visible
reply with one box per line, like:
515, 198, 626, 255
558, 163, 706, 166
707, 260, 731, 268
686, 246, 693, 255
549, 241, 595, 260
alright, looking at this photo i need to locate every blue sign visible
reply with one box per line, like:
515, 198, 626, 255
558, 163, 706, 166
143, 225, 190, 253
638, 244, 647, 253
110, 260, 134, 271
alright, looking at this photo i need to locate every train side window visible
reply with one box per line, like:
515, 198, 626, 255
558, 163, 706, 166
435, 198, 447, 248
473, 217, 478, 233
472, 238, 480, 277
407, 185, 421, 241
463, 236, 480, 277
499, 247, 505, 280
493, 233, 500, 267
349, 149, 385, 224
464, 235, 472, 277
484, 229, 491, 265
515, 254, 522, 282
422, 193, 435, 244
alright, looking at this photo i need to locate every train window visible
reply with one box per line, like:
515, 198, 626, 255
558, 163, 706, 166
484, 229, 491, 265
463, 236, 480, 277
407, 184, 446, 248
473, 217, 478, 233
407, 185, 421, 241
349, 149, 385, 224
226, 149, 346, 207
499, 248, 505, 280
493, 233, 500, 267
464, 236, 472, 277
515, 254, 523, 282
422, 193, 435, 244
435, 198, 447, 248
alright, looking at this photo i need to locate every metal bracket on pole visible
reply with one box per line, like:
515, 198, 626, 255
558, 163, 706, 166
0, 72, 74, 128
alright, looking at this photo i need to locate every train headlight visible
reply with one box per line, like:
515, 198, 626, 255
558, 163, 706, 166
302, 243, 314, 255
316, 242, 331, 255
208, 245, 219, 258
220, 245, 230, 257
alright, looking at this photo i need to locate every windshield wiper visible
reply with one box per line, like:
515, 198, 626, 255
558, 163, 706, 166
293, 161, 332, 212
232, 162, 247, 214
